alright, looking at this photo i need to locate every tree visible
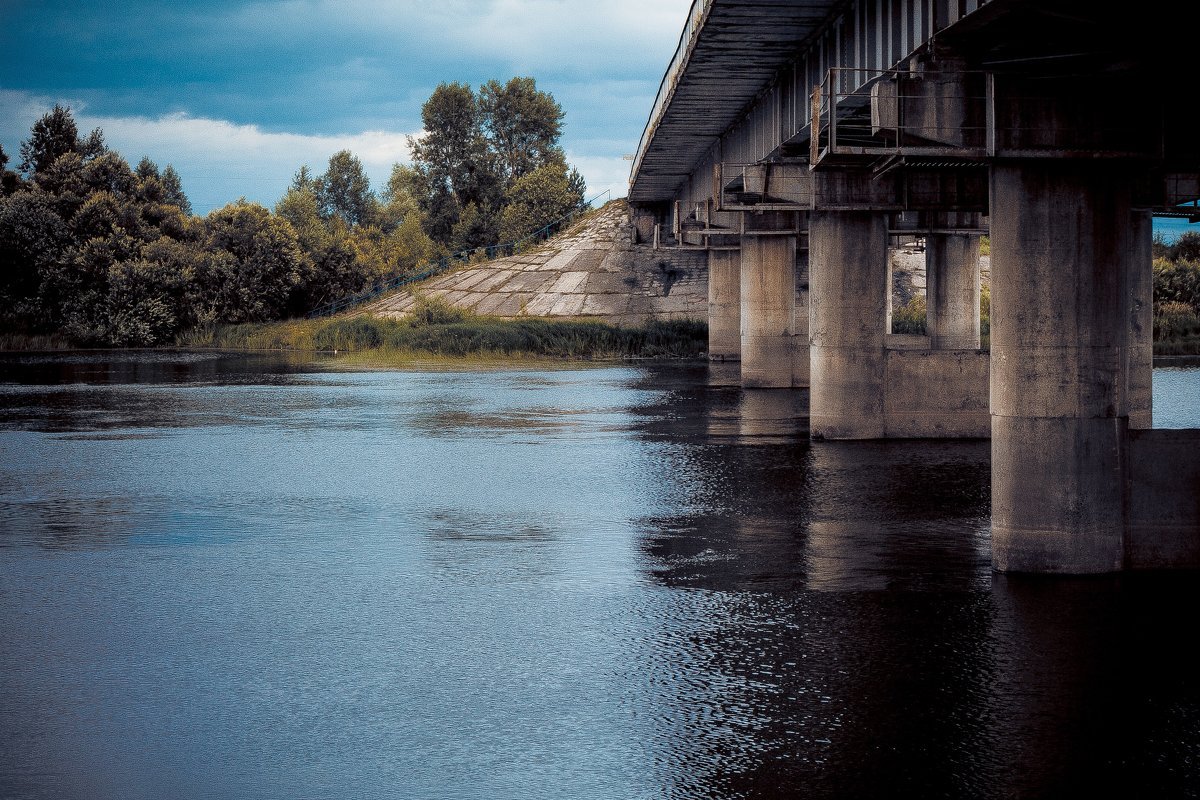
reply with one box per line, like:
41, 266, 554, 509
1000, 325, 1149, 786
316, 150, 376, 227
19, 105, 106, 176
478, 77, 565, 184
379, 164, 421, 231
410, 82, 483, 243
498, 160, 587, 244
409, 78, 582, 251
158, 166, 191, 216
135, 157, 160, 181
204, 201, 305, 322
0, 191, 74, 326
411, 83, 479, 199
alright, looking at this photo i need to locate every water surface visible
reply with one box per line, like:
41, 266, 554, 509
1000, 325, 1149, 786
2, 352, 1198, 799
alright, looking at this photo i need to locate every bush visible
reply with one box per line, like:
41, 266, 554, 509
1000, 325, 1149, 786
1173, 231, 1200, 263
408, 294, 471, 327
1154, 257, 1200, 309
311, 316, 384, 350
891, 295, 926, 334
1154, 300, 1200, 342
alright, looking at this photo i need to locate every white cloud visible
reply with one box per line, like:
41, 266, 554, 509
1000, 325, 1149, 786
89, 114, 416, 215
1, 89, 630, 214
567, 152, 632, 202
1, 88, 416, 215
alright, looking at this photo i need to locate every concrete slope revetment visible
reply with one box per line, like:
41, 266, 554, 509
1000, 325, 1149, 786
363, 201, 707, 326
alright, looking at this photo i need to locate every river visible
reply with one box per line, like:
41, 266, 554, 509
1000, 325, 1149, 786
1, 352, 1198, 799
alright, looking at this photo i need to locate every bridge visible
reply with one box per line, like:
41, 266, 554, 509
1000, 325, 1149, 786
628, 0, 1200, 574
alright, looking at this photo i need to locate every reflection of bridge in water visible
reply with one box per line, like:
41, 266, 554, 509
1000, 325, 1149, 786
629, 0, 1200, 574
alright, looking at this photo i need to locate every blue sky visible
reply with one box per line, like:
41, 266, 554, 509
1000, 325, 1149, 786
1, 0, 693, 215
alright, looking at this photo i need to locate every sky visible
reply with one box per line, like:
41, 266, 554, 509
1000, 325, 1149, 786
0, 0, 694, 216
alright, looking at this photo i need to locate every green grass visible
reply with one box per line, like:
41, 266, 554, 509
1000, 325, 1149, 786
0, 331, 82, 351
179, 303, 708, 361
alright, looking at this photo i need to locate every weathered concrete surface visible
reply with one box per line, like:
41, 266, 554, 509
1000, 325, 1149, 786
809, 211, 889, 439
890, 244, 991, 312
708, 249, 740, 361
884, 348, 990, 438
741, 234, 800, 388
1128, 429, 1200, 569
926, 233, 982, 350
364, 201, 707, 326
990, 163, 1131, 574
1128, 211, 1154, 430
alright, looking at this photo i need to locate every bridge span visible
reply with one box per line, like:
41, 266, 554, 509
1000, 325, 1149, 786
628, 0, 1200, 574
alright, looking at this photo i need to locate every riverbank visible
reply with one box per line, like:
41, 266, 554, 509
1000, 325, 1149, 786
176, 307, 707, 362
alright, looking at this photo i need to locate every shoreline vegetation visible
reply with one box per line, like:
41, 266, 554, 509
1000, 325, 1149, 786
2, 297, 709, 362
181, 305, 708, 361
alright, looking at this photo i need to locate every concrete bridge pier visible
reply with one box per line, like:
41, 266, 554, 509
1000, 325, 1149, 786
925, 215, 982, 350
708, 248, 741, 362
990, 162, 1132, 573
1128, 211, 1154, 430
740, 215, 802, 388
809, 211, 890, 439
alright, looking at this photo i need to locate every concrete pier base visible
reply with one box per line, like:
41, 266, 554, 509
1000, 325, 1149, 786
809, 211, 889, 439
740, 233, 799, 388
990, 163, 1130, 573
708, 249, 741, 362
926, 231, 981, 350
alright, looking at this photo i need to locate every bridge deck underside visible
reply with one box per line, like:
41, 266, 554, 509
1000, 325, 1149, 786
630, 0, 838, 202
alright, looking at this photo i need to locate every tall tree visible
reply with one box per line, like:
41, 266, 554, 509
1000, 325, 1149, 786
19, 105, 106, 176
478, 77, 565, 184
160, 166, 192, 215
410, 82, 484, 243
316, 150, 376, 227
411, 83, 479, 199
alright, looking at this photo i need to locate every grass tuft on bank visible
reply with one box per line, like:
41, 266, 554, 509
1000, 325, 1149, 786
179, 296, 707, 360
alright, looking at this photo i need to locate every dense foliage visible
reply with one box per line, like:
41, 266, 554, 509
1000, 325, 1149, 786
1, 82, 588, 346
409, 77, 586, 251
1152, 233, 1200, 352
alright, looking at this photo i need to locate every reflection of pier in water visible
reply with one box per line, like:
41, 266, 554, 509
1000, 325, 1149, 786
628, 366, 1198, 797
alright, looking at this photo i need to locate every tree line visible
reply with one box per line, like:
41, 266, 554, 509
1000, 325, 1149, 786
0, 77, 587, 346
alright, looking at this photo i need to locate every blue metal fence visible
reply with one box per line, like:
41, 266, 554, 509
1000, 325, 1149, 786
307, 189, 613, 319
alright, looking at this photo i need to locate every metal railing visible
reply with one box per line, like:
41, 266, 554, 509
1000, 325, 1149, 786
811, 66, 1160, 167
717, 162, 814, 210
629, 0, 713, 187
307, 189, 612, 319
810, 67, 990, 165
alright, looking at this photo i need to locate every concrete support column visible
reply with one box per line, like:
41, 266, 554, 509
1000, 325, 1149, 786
990, 163, 1131, 573
740, 231, 798, 388
809, 211, 889, 439
793, 247, 811, 387
708, 248, 741, 361
926, 232, 982, 350
1128, 211, 1154, 430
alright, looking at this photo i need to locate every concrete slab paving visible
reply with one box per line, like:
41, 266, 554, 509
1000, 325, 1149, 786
359, 201, 709, 324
